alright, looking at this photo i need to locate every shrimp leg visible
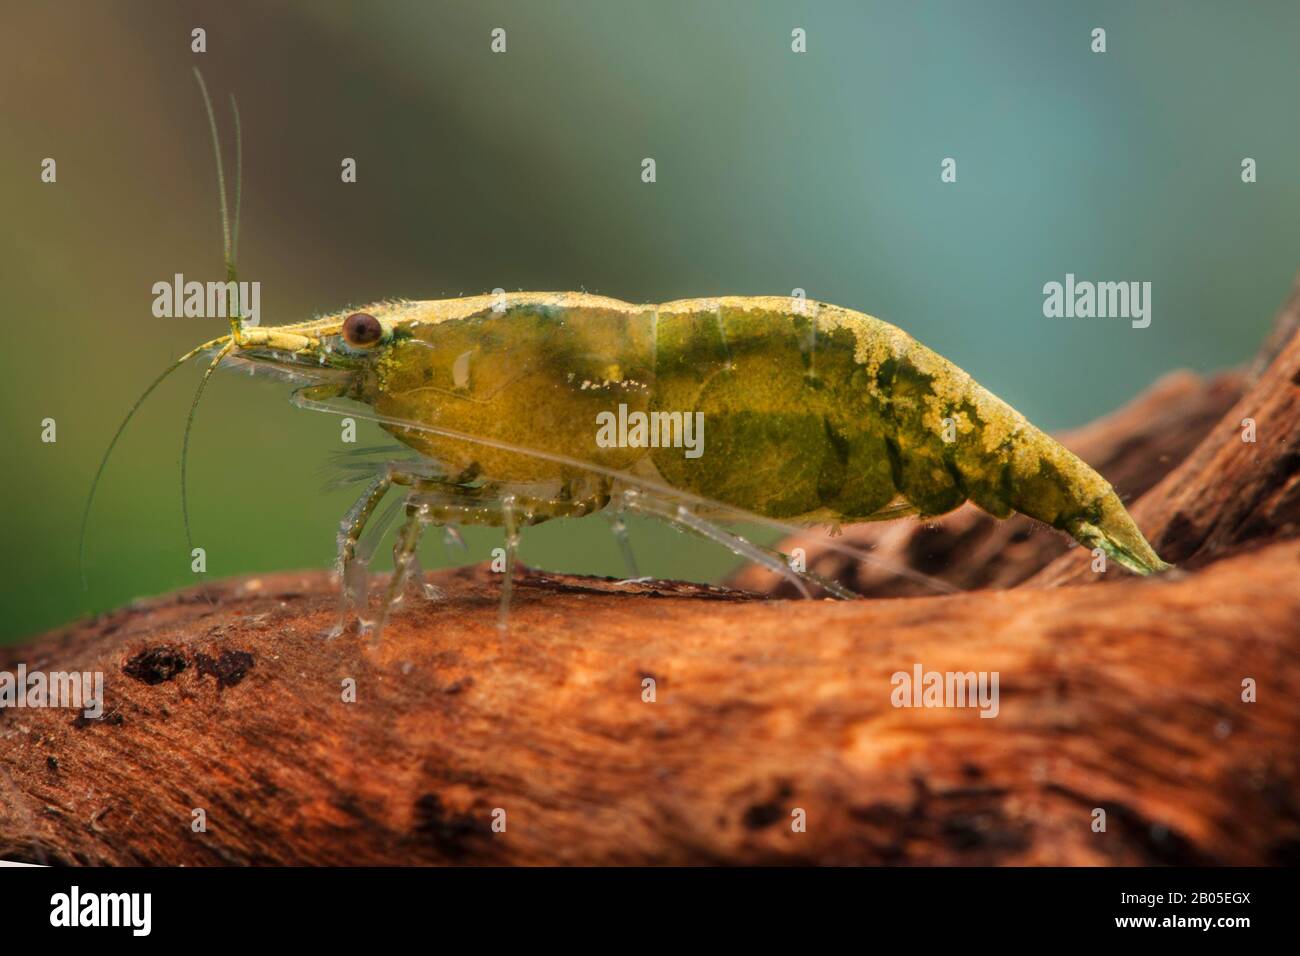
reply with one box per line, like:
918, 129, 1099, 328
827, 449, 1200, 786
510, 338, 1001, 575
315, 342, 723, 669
605, 510, 641, 580
616, 489, 817, 598
359, 478, 614, 639
331, 461, 449, 639
371, 500, 433, 642
498, 495, 520, 633
331, 472, 392, 639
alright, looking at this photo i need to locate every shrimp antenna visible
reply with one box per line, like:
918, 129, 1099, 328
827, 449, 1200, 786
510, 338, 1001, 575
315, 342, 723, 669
180, 343, 235, 604
229, 93, 243, 276
82, 75, 243, 593
78, 337, 229, 591
180, 71, 245, 599
192, 67, 243, 339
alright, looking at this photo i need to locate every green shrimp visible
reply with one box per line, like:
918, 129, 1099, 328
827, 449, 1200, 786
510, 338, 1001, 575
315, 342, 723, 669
102, 291, 1169, 636
81, 76, 1170, 641
302, 292, 1170, 577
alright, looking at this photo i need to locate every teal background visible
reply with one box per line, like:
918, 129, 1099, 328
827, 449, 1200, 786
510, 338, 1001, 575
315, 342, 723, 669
3, 1, 1298, 642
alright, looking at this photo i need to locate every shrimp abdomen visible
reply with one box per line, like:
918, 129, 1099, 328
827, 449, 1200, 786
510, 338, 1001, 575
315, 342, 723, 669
651, 296, 1168, 572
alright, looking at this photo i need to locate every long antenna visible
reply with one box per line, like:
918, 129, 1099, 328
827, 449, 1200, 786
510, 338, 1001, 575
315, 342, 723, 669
181, 342, 235, 604
192, 69, 230, 273
182, 69, 245, 597
229, 93, 243, 276
192, 67, 243, 338
81, 72, 244, 595
78, 337, 228, 590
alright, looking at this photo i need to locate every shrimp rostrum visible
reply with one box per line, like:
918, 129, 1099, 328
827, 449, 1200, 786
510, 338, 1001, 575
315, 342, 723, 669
159, 292, 1164, 637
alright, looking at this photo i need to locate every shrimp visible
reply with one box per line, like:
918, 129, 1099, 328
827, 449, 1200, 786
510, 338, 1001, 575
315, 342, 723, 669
80, 75, 1170, 641
84, 290, 1171, 637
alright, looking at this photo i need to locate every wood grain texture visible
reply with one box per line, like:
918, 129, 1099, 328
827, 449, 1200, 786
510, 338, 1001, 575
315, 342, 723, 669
0, 543, 1297, 866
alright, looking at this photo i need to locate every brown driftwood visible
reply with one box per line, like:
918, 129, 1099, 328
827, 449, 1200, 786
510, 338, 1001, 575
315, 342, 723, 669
1, 543, 1298, 866
2, 279, 1298, 866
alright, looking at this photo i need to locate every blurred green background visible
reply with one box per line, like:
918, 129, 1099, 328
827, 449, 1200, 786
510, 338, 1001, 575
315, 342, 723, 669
3, 1, 1298, 643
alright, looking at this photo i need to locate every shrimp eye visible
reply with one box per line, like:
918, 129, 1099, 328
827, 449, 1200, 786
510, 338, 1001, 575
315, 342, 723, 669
342, 312, 383, 347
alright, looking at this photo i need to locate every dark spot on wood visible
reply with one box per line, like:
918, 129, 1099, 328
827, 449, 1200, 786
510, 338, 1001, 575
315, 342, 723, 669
411, 793, 491, 860
1102, 801, 1213, 866
1269, 475, 1300, 525
1158, 510, 1207, 561
904, 523, 978, 575
939, 809, 1030, 855
940, 816, 990, 850
742, 801, 784, 830
849, 803, 902, 826
46, 756, 58, 772
194, 650, 255, 690
1270, 448, 1300, 486
743, 780, 794, 830
72, 710, 124, 729
122, 646, 188, 685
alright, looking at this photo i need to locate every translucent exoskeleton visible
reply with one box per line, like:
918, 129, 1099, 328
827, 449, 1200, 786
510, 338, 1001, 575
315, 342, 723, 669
80, 74, 1171, 643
